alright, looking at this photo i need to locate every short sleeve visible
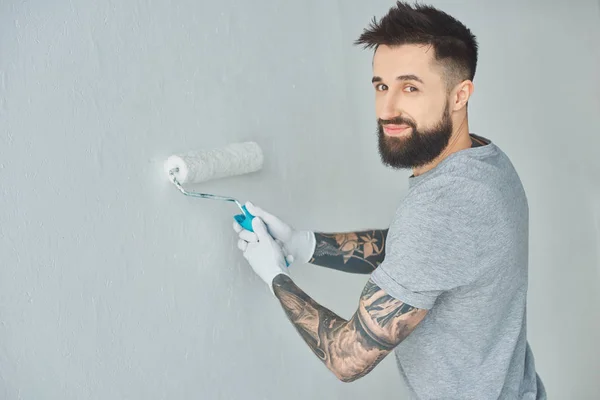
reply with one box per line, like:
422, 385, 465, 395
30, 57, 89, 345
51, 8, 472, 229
370, 180, 495, 309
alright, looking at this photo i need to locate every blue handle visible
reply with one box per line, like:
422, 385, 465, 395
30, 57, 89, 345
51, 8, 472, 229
233, 205, 255, 232
233, 205, 289, 267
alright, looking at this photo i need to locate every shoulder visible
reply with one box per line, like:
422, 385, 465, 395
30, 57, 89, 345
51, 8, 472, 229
401, 175, 498, 219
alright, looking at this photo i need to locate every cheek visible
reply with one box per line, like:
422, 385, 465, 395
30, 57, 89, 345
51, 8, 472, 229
373, 91, 447, 124
413, 96, 447, 127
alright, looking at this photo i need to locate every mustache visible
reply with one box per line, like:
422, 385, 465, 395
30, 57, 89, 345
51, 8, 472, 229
378, 117, 416, 128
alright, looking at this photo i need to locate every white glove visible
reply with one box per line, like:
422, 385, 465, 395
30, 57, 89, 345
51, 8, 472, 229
237, 216, 289, 293
233, 202, 316, 266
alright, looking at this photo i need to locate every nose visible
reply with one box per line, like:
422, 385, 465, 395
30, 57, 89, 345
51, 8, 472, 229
378, 91, 402, 121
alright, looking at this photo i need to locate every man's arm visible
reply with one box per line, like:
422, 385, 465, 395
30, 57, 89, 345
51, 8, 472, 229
309, 229, 389, 274
272, 274, 427, 382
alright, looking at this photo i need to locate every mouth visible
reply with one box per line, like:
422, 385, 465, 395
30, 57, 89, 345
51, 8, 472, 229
382, 124, 411, 136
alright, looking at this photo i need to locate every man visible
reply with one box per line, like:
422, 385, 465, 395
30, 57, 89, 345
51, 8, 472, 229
233, 2, 547, 399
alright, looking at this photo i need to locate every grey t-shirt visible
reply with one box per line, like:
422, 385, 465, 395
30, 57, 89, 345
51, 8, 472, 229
370, 134, 546, 400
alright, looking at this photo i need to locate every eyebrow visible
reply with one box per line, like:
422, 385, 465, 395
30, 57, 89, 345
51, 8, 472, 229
372, 74, 424, 84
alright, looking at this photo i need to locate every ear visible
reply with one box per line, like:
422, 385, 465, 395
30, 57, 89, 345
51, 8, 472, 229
451, 80, 474, 111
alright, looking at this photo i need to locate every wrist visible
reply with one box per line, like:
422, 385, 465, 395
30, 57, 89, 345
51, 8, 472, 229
287, 230, 316, 265
269, 272, 290, 295
304, 231, 316, 263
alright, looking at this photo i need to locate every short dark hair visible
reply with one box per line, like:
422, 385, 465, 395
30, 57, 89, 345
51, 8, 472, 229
355, 1, 479, 90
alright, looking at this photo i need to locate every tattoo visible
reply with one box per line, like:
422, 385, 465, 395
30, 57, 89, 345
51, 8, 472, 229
272, 275, 426, 382
361, 280, 415, 328
309, 229, 388, 274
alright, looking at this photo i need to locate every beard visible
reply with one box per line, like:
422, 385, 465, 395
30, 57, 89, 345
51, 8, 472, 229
377, 105, 453, 170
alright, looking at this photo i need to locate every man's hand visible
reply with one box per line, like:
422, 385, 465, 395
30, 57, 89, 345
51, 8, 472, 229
237, 216, 289, 292
233, 202, 316, 266
233, 203, 388, 274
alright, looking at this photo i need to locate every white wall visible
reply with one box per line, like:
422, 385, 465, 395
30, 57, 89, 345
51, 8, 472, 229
0, 0, 598, 399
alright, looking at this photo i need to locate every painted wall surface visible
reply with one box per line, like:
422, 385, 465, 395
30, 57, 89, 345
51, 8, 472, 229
1, 0, 599, 398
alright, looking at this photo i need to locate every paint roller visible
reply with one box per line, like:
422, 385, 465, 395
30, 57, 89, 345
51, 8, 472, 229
164, 141, 263, 232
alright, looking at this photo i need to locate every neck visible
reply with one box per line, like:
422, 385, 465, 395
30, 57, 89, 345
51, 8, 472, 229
412, 115, 471, 177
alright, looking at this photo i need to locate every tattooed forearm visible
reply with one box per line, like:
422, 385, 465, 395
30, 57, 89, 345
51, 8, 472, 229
272, 275, 426, 382
309, 229, 388, 274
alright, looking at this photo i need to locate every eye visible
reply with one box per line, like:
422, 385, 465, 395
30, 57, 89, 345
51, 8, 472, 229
375, 83, 388, 91
404, 86, 418, 93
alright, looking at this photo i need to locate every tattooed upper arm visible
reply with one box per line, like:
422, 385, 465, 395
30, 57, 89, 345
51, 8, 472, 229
272, 275, 427, 383
356, 279, 427, 352
333, 279, 427, 382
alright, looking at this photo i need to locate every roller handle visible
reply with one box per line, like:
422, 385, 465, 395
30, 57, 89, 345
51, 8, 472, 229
233, 205, 290, 267
234, 205, 256, 232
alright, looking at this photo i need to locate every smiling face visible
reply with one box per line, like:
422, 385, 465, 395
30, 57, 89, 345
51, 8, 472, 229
373, 44, 459, 170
